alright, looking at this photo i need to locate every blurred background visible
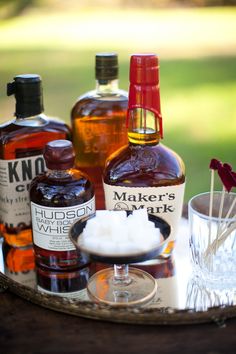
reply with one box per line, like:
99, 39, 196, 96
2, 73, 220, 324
0, 0, 235, 202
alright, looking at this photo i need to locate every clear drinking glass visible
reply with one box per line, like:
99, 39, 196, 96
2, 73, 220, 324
188, 191, 236, 289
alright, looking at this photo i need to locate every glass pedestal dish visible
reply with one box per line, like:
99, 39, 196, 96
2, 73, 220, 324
70, 211, 171, 307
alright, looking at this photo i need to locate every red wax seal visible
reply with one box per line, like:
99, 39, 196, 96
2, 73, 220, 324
128, 54, 163, 138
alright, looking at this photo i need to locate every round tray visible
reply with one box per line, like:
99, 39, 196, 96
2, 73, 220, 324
0, 218, 236, 325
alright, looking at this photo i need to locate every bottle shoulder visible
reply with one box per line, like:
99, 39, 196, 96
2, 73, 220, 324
103, 143, 185, 186
30, 169, 94, 206
77, 89, 128, 101
71, 90, 128, 119
0, 115, 70, 135
0, 115, 71, 154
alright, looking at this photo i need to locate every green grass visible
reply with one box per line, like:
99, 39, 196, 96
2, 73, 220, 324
0, 6, 236, 202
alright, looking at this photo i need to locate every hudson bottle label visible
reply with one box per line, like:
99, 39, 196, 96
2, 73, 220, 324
103, 183, 185, 241
0, 155, 46, 228
31, 197, 95, 251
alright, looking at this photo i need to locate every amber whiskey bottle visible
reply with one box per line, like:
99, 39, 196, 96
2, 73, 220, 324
29, 140, 95, 270
71, 53, 128, 210
0, 74, 71, 248
103, 54, 185, 257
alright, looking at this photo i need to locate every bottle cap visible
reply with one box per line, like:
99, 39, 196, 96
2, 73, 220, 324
7, 74, 44, 118
128, 54, 163, 138
95, 53, 118, 82
44, 140, 75, 170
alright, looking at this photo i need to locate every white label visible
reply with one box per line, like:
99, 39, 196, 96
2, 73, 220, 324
31, 197, 95, 251
103, 183, 185, 242
0, 155, 46, 228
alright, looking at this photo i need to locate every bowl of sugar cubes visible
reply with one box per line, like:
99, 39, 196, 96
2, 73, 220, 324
70, 209, 171, 264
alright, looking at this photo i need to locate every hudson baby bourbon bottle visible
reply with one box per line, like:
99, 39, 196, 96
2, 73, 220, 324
30, 140, 95, 270
0, 74, 71, 248
71, 53, 128, 210
103, 54, 185, 257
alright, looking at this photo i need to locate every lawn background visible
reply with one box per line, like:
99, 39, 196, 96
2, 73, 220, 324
0, 2, 235, 202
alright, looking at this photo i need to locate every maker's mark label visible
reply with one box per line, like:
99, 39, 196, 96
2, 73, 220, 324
103, 183, 185, 241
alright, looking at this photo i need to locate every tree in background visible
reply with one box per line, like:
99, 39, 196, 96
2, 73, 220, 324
0, 0, 38, 18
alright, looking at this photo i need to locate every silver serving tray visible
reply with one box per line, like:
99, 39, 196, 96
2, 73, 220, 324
0, 218, 236, 325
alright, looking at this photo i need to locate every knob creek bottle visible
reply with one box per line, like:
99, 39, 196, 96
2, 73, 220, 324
0, 74, 71, 248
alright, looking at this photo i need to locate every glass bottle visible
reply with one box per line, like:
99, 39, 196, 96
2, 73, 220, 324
103, 54, 185, 257
29, 139, 95, 270
0, 74, 71, 248
71, 53, 128, 210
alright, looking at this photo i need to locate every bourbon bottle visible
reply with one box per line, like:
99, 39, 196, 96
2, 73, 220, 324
71, 53, 128, 210
29, 140, 95, 270
0, 74, 71, 248
103, 54, 185, 257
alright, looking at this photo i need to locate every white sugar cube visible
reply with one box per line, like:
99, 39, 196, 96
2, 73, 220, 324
78, 209, 162, 256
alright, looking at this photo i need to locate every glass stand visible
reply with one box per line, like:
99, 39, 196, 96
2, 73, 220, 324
87, 264, 157, 306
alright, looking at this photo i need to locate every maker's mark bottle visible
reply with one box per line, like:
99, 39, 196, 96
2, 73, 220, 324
103, 54, 185, 256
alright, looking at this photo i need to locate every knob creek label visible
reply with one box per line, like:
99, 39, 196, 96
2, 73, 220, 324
0, 155, 46, 228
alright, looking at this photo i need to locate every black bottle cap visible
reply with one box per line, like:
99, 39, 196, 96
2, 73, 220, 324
7, 74, 44, 118
44, 140, 75, 170
95, 53, 118, 82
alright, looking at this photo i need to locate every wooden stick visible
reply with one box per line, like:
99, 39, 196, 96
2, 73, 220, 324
204, 221, 236, 257
214, 187, 226, 254
208, 170, 215, 246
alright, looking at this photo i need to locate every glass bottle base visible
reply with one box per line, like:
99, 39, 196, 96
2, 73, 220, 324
87, 267, 157, 306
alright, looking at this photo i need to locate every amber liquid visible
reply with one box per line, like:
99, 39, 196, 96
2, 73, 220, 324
0, 118, 71, 247
30, 169, 94, 270
103, 143, 185, 187
71, 92, 128, 210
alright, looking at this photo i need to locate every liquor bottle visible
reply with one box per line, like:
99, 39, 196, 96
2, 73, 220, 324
0, 74, 71, 248
71, 53, 128, 210
29, 139, 95, 270
103, 54, 185, 257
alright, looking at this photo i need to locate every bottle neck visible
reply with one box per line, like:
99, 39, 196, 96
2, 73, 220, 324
96, 79, 119, 94
15, 95, 44, 119
127, 108, 160, 145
